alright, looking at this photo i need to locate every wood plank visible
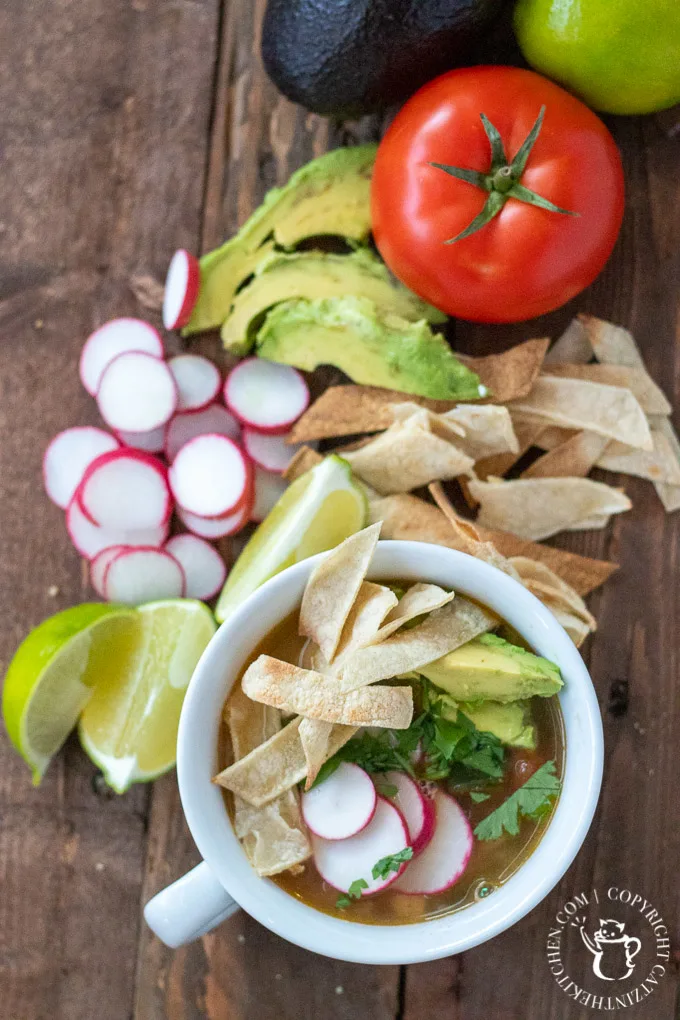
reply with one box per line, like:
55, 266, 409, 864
0, 0, 219, 1016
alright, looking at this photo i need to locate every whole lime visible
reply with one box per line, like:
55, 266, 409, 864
514, 0, 680, 115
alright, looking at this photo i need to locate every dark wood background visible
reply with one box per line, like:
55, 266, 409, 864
1, 1, 678, 1017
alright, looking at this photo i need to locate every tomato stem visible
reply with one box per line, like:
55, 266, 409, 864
430, 106, 579, 243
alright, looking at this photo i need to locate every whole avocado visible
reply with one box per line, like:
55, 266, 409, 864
261, 0, 507, 118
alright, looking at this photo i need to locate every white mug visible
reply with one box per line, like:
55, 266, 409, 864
144, 541, 603, 964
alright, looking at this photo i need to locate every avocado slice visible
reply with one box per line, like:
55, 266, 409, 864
221, 250, 445, 355
421, 633, 563, 703
184, 145, 377, 336
460, 701, 537, 750
256, 295, 483, 400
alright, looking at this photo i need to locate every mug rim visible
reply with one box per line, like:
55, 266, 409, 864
177, 541, 604, 964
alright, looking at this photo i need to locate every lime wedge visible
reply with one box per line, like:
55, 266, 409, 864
77, 599, 215, 793
215, 454, 366, 623
2, 604, 138, 784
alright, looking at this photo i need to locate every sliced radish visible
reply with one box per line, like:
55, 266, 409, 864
66, 499, 168, 560
164, 534, 227, 600
169, 434, 250, 518
392, 791, 472, 895
383, 772, 436, 857
104, 547, 186, 604
90, 546, 126, 597
43, 427, 120, 509
242, 428, 309, 474
115, 425, 166, 454
165, 404, 241, 462
302, 763, 377, 840
97, 351, 178, 433
162, 249, 200, 330
312, 796, 410, 896
80, 319, 163, 396
168, 354, 221, 412
178, 502, 250, 539
224, 358, 309, 435
77, 450, 171, 531
251, 466, 288, 523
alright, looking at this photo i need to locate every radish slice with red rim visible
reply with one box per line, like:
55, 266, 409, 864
165, 404, 240, 462
168, 354, 221, 412
169, 434, 251, 518
224, 358, 309, 434
66, 499, 168, 560
77, 450, 171, 531
251, 466, 288, 523
392, 791, 472, 895
383, 771, 436, 856
164, 534, 226, 600
80, 318, 163, 396
311, 796, 410, 896
90, 546, 127, 597
242, 428, 309, 474
43, 427, 120, 509
103, 547, 186, 604
178, 502, 250, 539
162, 249, 200, 330
115, 424, 166, 454
302, 763, 377, 840
97, 351, 178, 432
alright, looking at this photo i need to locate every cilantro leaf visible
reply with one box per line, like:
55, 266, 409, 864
470, 792, 490, 803
474, 761, 561, 841
371, 847, 414, 880
375, 781, 399, 799
335, 877, 368, 909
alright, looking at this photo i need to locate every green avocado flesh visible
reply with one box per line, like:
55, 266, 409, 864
184, 145, 377, 335
460, 700, 537, 749
421, 633, 563, 703
220, 250, 445, 355
256, 295, 483, 400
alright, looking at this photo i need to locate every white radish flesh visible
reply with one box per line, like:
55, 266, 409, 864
78, 450, 171, 531
383, 771, 436, 856
66, 499, 168, 560
169, 434, 250, 518
178, 502, 250, 539
165, 404, 241, 462
104, 548, 186, 604
90, 546, 127, 597
168, 354, 221, 412
224, 358, 309, 434
164, 534, 227, 600
312, 796, 410, 895
392, 791, 472, 895
97, 351, 178, 432
162, 249, 200, 330
302, 763, 377, 840
116, 425, 166, 454
242, 428, 308, 474
251, 466, 288, 522
80, 318, 163, 396
43, 427, 120, 509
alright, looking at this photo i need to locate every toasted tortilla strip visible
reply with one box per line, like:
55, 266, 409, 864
596, 430, 680, 485
343, 412, 474, 494
283, 445, 323, 482
242, 655, 414, 728
468, 477, 631, 541
428, 481, 521, 580
563, 514, 611, 531
476, 418, 546, 479
369, 492, 617, 595
543, 363, 671, 416
371, 583, 456, 642
532, 424, 580, 451
508, 377, 653, 451
339, 597, 496, 691
226, 684, 282, 758
335, 581, 399, 659
521, 431, 609, 479
298, 718, 334, 789
457, 338, 549, 402
391, 402, 518, 461
510, 558, 596, 627
524, 579, 597, 630
547, 606, 592, 647
214, 716, 356, 807
299, 523, 381, 663
390, 401, 465, 438
544, 317, 593, 365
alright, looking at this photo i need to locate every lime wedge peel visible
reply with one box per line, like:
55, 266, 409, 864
215, 454, 367, 623
2, 604, 138, 784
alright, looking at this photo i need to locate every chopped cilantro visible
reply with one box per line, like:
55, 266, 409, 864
372, 847, 414, 880
470, 791, 490, 803
474, 760, 561, 841
335, 878, 368, 909
375, 781, 399, 799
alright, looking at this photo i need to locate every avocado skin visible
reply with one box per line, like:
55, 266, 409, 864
262, 0, 506, 117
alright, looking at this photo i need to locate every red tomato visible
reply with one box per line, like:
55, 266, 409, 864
371, 66, 625, 323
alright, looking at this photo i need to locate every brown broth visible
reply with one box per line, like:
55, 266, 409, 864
220, 600, 565, 926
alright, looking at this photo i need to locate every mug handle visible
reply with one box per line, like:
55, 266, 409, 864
144, 861, 240, 947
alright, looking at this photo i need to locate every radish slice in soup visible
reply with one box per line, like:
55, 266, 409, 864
312, 796, 410, 895
302, 763, 376, 840
392, 790, 472, 895
384, 771, 436, 856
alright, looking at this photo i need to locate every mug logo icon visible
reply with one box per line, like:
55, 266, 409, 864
576, 916, 642, 982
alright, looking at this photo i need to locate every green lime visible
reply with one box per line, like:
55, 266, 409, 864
215, 454, 367, 623
2, 604, 138, 784
77, 599, 216, 793
514, 0, 680, 115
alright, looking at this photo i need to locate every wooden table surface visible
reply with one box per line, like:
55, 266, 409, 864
1, 2, 678, 1018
